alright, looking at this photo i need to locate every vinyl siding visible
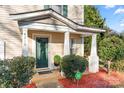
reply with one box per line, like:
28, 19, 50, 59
0, 5, 43, 58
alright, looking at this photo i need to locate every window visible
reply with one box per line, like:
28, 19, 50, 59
44, 5, 50, 9
44, 5, 68, 17
63, 5, 68, 17
70, 39, 75, 54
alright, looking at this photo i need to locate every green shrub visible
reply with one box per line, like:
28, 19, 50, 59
110, 60, 124, 72
61, 55, 88, 79
99, 36, 124, 62
54, 55, 61, 66
0, 56, 36, 88
0, 59, 12, 88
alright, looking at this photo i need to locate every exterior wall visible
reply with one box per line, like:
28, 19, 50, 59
0, 6, 21, 59
0, 5, 44, 59
28, 30, 82, 67
0, 5, 83, 59
0, 5, 43, 14
68, 5, 84, 24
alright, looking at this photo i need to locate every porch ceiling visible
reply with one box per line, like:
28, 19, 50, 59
10, 8, 106, 33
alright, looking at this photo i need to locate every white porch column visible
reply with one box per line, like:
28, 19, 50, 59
81, 35, 84, 56
22, 28, 28, 56
89, 34, 99, 73
64, 31, 70, 55
61, 31, 70, 77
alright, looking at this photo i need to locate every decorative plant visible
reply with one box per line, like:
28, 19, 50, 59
0, 56, 36, 88
54, 55, 62, 66
61, 55, 88, 79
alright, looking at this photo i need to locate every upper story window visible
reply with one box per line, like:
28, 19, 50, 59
44, 5, 68, 17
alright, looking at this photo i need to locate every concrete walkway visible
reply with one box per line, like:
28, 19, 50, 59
31, 70, 63, 88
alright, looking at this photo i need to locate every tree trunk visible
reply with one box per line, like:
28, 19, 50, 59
107, 60, 111, 75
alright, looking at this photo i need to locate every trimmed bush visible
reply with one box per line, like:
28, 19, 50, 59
54, 55, 61, 66
61, 55, 88, 79
110, 60, 124, 72
0, 56, 35, 88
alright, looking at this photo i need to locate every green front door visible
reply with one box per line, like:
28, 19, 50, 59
36, 37, 48, 68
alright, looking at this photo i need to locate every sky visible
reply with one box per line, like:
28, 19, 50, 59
95, 5, 124, 33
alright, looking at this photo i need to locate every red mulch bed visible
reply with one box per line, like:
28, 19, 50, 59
23, 82, 37, 88
58, 69, 124, 88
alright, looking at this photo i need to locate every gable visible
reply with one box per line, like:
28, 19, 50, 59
10, 9, 105, 33
27, 17, 67, 26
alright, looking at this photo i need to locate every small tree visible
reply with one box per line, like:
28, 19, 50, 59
99, 36, 124, 73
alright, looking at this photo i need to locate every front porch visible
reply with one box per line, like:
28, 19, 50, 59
22, 25, 100, 73
10, 8, 105, 73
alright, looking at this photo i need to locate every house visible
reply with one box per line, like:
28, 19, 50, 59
0, 5, 105, 73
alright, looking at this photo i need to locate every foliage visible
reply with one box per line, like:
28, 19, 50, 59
119, 31, 124, 41
61, 55, 88, 79
84, 36, 92, 56
54, 55, 62, 66
110, 60, 124, 72
84, 5, 105, 28
0, 59, 12, 88
0, 56, 36, 88
99, 36, 124, 62
84, 5, 107, 56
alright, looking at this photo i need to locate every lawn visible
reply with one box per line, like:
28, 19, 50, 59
58, 69, 124, 88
